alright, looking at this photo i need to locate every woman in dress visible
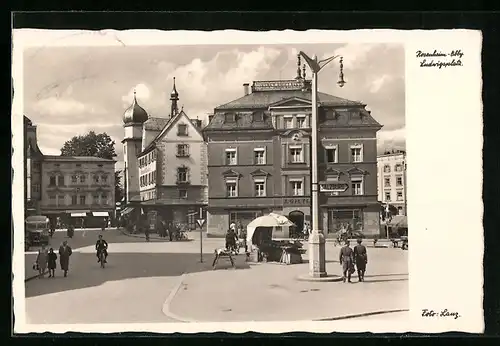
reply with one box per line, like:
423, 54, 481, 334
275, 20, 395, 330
35, 245, 48, 278
47, 247, 57, 278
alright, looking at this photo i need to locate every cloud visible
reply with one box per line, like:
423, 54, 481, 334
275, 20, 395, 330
377, 127, 406, 153
31, 96, 107, 126
121, 83, 152, 106
369, 75, 393, 93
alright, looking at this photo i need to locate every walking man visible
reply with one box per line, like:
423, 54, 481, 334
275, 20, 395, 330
353, 238, 368, 282
339, 240, 355, 283
58, 240, 72, 277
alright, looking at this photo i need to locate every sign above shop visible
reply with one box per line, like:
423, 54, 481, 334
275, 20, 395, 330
252, 80, 305, 92
283, 197, 311, 205
319, 182, 349, 192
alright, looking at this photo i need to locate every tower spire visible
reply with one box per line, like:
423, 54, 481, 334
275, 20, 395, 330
170, 77, 179, 117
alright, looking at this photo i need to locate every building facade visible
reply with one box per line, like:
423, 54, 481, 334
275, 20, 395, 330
377, 150, 407, 216
204, 67, 383, 238
122, 79, 208, 229
23, 116, 116, 226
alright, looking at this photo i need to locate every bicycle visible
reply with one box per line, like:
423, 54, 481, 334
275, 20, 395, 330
98, 250, 106, 268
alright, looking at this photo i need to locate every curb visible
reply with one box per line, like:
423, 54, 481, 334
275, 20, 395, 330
119, 229, 194, 242
161, 273, 199, 323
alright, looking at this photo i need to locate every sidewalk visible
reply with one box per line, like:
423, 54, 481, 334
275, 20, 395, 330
164, 248, 409, 322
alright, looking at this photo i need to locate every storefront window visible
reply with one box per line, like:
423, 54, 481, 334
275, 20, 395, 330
327, 209, 363, 233
229, 211, 263, 229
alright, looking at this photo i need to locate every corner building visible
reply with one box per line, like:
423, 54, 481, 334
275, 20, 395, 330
204, 77, 383, 238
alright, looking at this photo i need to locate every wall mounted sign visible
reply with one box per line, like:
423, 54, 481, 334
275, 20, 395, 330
253, 80, 305, 92
319, 182, 349, 192
283, 197, 311, 205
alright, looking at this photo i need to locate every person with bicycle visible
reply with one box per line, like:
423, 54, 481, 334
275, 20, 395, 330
95, 234, 108, 263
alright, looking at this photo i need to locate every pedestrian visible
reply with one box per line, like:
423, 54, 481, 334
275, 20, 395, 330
239, 224, 248, 253
107, 218, 111, 228
47, 247, 57, 278
58, 240, 73, 277
35, 245, 48, 278
353, 238, 368, 282
339, 240, 355, 283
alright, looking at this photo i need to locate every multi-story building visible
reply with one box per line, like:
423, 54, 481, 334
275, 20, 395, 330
204, 62, 383, 238
122, 79, 208, 229
24, 116, 44, 218
40, 156, 116, 227
377, 150, 407, 216
23, 116, 116, 226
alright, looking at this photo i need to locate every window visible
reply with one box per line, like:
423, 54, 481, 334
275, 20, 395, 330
49, 176, 56, 186
397, 191, 403, 201
177, 124, 188, 136
102, 175, 108, 183
253, 112, 264, 122
328, 209, 363, 234
284, 117, 293, 129
395, 164, 403, 172
384, 177, 391, 187
49, 195, 56, 205
225, 113, 236, 122
94, 175, 99, 183
385, 192, 391, 201
102, 193, 108, 204
226, 181, 237, 197
177, 167, 188, 183
326, 147, 337, 163
76, 164, 81, 167
33, 184, 40, 193
351, 179, 363, 195
397, 207, 403, 215
396, 176, 403, 186
254, 148, 266, 165
177, 144, 190, 157
350, 145, 363, 162
179, 189, 188, 199
71, 175, 77, 183
80, 175, 86, 183
225, 149, 237, 165
254, 179, 266, 197
79, 195, 86, 205
291, 180, 303, 196
296, 116, 306, 128
72, 195, 78, 205
290, 147, 303, 163
383, 165, 391, 173
93, 194, 99, 204
58, 195, 65, 205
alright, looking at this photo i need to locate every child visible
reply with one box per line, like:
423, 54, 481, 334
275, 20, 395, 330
47, 247, 57, 278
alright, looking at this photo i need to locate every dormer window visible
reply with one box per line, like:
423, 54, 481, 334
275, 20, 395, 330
225, 113, 236, 123
252, 112, 264, 122
177, 124, 188, 136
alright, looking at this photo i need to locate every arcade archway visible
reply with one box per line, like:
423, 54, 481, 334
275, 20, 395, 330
288, 210, 305, 238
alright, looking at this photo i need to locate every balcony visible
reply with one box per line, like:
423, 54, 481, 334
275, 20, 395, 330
176, 180, 191, 185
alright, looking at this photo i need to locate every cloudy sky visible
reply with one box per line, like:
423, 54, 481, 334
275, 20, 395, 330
23, 42, 405, 171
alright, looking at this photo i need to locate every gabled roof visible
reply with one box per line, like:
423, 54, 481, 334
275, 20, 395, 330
250, 168, 271, 176
222, 169, 241, 178
320, 109, 382, 129
143, 116, 170, 131
347, 167, 368, 175
268, 96, 312, 107
215, 90, 364, 111
203, 111, 274, 132
138, 110, 204, 157
44, 155, 115, 162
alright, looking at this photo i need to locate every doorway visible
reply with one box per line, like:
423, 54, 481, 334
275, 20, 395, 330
288, 210, 305, 238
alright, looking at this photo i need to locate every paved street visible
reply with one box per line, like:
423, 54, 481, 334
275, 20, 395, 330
24, 230, 408, 324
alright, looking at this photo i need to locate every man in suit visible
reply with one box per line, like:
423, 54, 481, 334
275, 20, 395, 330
339, 240, 354, 283
353, 238, 368, 282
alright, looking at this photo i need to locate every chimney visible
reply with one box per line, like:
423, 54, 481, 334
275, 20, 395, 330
243, 83, 250, 96
190, 118, 202, 129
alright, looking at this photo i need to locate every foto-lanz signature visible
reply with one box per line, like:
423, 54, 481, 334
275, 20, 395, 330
421, 309, 461, 319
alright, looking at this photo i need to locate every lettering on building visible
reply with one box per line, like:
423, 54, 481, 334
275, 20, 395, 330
253, 80, 305, 92
319, 182, 348, 192
283, 197, 310, 205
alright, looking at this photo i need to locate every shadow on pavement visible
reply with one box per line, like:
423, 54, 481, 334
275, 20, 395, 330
362, 278, 408, 284
25, 252, 251, 298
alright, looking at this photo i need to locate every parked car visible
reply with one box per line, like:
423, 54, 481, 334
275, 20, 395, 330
25, 216, 50, 249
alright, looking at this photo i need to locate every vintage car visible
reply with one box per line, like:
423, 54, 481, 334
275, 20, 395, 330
25, 215, 50, 249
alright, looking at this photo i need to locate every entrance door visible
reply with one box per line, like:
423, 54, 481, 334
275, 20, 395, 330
288, 211, 305, 237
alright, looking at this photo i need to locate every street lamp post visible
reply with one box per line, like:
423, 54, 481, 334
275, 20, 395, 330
299, 51, 345, 278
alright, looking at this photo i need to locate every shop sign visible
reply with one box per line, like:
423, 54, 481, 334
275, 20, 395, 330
253, 80, 304, 92
283, 197, 310, 205
320, 182, 349, 192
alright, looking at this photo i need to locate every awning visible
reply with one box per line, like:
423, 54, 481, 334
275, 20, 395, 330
387, 215, 408, 228
71, 212, 87, 217
92, 211, 109, 217
121, 207, 134, 215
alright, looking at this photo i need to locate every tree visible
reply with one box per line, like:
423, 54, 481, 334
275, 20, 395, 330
380, 204, 398, 222
60, 131, 123, 204
60, 131, 116, 159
